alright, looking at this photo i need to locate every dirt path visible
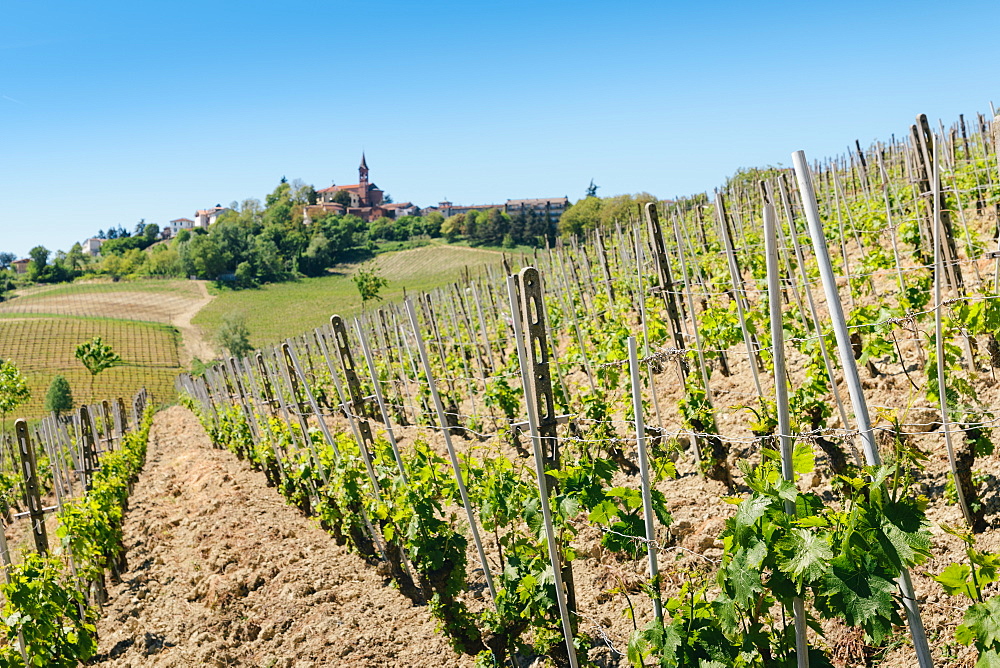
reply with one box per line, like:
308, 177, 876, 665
171, 281, 215, 365
91, 406, 470, 667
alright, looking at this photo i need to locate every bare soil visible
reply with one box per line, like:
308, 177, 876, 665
87, 359, 1000, 667
90, 405, 471, 668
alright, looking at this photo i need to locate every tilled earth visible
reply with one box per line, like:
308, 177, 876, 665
90, 405, 472, 667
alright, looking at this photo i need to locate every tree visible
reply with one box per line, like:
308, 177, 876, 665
144, 246, 182, 277
474, 208, 509, 246
66, 243, 86, 271
332, 190, 352, 208
353, 262, 388, 308
598, 192, 656, 229
290, 179, 316, 206
558, 196, 603, 236
143, 223, 160, 242
0, 252, 15, 271
422, 211, 445, 238
239, 198, 265, 226
0, 275, 13, 303
0, 360, 31, 434
28, 246, 49, 269
317, 213, 363, 253
264, 181, 294, 227
441, 214, 464, 242
26, 245, 49, 281
216, 313, 252, 359
368, 217, 395, 241
299, 233, 333, 276
44, 375, 73, 418
179, 234, 226, 279
234, 261, 256, 287
248, 235, 289, 283
75, 336, 122, 402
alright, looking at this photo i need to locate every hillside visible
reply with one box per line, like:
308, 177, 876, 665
5, 110, 1000, 668
192, 242, 509, 348
0, 280, 210, 419
0, 244, 511, 419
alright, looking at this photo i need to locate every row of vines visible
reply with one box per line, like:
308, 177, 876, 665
179, 110, 1000, 667
0, 390, 153, 665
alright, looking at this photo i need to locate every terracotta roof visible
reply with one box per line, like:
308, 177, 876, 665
170, 218, 193, 223
506, 197, 570, 206
383, 202, 413, 209
317, 183, 361, 193
447, 204, 501, 210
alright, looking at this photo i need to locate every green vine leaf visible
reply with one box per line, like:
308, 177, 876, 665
778, 528, 832, 583
974, 648, 1000, 668
935, 563, 977, 599
820, 555, 898, 643
734, 495, 771, 528
958, 598, 1000, 648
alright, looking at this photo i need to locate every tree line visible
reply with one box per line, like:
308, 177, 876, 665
0, 178, 659, 297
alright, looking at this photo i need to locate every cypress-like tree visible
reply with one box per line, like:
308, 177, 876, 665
44, 375, 73, 418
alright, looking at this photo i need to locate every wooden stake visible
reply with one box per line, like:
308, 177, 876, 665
15, 420, 49, 554
505, 276, 578, 668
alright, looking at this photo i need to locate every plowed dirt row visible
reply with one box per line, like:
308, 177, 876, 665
91, 405, 470, 667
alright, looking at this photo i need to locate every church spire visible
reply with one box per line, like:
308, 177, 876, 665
358, 153, 369, 206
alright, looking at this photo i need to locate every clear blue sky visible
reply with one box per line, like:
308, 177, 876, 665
2, 0, 998, 258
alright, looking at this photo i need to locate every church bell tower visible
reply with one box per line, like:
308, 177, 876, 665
358, 153, 369, 207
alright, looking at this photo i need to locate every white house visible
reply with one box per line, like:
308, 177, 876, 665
194, 205, 229, 229
82, 238, 104, 256
162, 218, 194, 239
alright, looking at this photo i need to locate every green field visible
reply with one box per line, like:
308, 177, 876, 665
193, 243, 506, 348
9, 279, 199, 300
0, 316, 182, 419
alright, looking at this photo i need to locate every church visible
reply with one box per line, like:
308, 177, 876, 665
309, 154, 394, 222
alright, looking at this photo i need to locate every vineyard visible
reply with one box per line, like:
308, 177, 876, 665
0, 278, 208, 420
1, 109, 1000, 667
0, 316, 181, 419
0, 280, 207, 324
168, 110, 1000, 667
0, 389, 153, 665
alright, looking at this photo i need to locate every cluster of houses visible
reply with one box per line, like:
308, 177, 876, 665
161, 205, 230, 240
6, 155, 569, 271
304, 156, 570, 225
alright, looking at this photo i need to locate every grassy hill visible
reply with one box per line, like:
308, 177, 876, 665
193, 242, 508, 348
0, 244, 511, 419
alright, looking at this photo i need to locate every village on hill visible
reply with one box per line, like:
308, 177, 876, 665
1, 155, 570, 273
